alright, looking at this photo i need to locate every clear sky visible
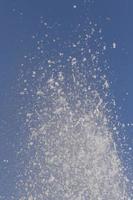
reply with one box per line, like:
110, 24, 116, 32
0, 0, 133, 199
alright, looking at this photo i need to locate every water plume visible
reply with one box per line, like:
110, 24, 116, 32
16, 21, 130, 200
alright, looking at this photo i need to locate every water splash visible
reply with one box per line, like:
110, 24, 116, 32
16, 21, 130, 200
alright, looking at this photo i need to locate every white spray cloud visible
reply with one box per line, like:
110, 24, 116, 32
16, 20, 131, 200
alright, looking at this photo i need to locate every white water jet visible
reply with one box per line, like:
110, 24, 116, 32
16, 21, 130, 200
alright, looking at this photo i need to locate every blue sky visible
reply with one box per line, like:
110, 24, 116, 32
0, 0, 133, 199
